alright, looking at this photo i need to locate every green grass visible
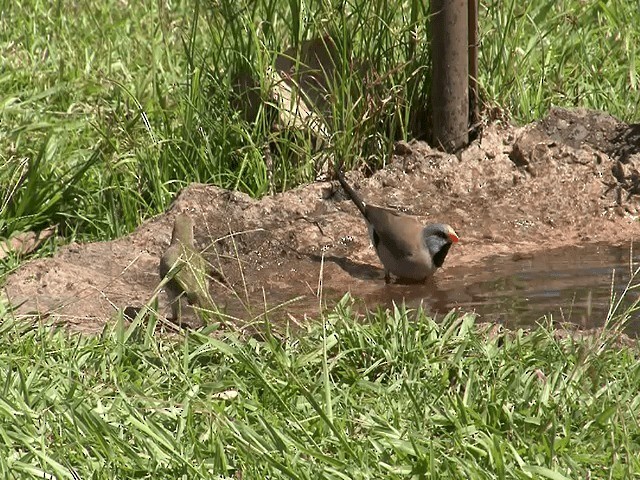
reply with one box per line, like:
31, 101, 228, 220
0, 297, 639, 478
481, 0, 640, 121
1, 0, 639, 251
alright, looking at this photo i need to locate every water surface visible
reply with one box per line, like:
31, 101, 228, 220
225, 243, 640, 336
357, 243, 640, 334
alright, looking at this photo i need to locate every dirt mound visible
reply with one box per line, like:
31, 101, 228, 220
4, 108, 639, 333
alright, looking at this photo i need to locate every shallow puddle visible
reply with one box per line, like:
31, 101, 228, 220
390, 243, 639, 333
351, 243, 640, 334
233, 243, 640, 336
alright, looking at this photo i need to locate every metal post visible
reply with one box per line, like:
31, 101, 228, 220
468, 0, 479, 134
430, 0, 469, 152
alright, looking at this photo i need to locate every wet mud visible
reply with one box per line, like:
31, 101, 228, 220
4, 108, 639, 334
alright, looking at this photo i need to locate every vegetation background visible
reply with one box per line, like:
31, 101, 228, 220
0, 0, 639, 478
1, 0, 638, 250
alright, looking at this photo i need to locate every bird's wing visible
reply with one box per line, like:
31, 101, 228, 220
159, 244, 181, 279
180, 247, 217, 310
174, 246, 205, 284
364, 205, 423, 259
161, 244, 205, 289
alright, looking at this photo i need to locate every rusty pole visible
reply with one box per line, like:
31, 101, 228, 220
468, 0, 479, 135
430, 0, 469, 152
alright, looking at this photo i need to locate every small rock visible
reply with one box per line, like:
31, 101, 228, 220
509, 142, 529, 166
394, 141, 413, 156
512, 252, 533, 261
611, 160, 625, 183
381, 176, 398, 188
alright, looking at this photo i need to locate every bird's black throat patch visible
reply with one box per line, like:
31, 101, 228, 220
432, 242, 452, 268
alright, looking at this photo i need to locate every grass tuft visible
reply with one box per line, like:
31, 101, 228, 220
1, 297, 639, 477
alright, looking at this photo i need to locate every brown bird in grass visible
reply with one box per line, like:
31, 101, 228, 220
159, 213, 218, 322
337, 169, 459, 283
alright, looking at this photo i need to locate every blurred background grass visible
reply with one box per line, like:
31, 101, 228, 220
1, 0, 638, 248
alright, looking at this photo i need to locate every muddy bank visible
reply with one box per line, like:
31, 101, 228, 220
4, 108, 639, 333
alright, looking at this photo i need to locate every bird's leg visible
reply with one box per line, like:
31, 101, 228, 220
170, 296, 181, 323
166, 286, 183, 327
385, 270, 391, 284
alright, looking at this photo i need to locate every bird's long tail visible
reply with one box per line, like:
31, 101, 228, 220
336, 167, 368, 219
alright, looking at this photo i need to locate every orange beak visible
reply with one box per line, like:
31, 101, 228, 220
447, 227, 460, 243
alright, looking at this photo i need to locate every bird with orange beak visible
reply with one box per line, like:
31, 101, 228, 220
337, 169, 459, 283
